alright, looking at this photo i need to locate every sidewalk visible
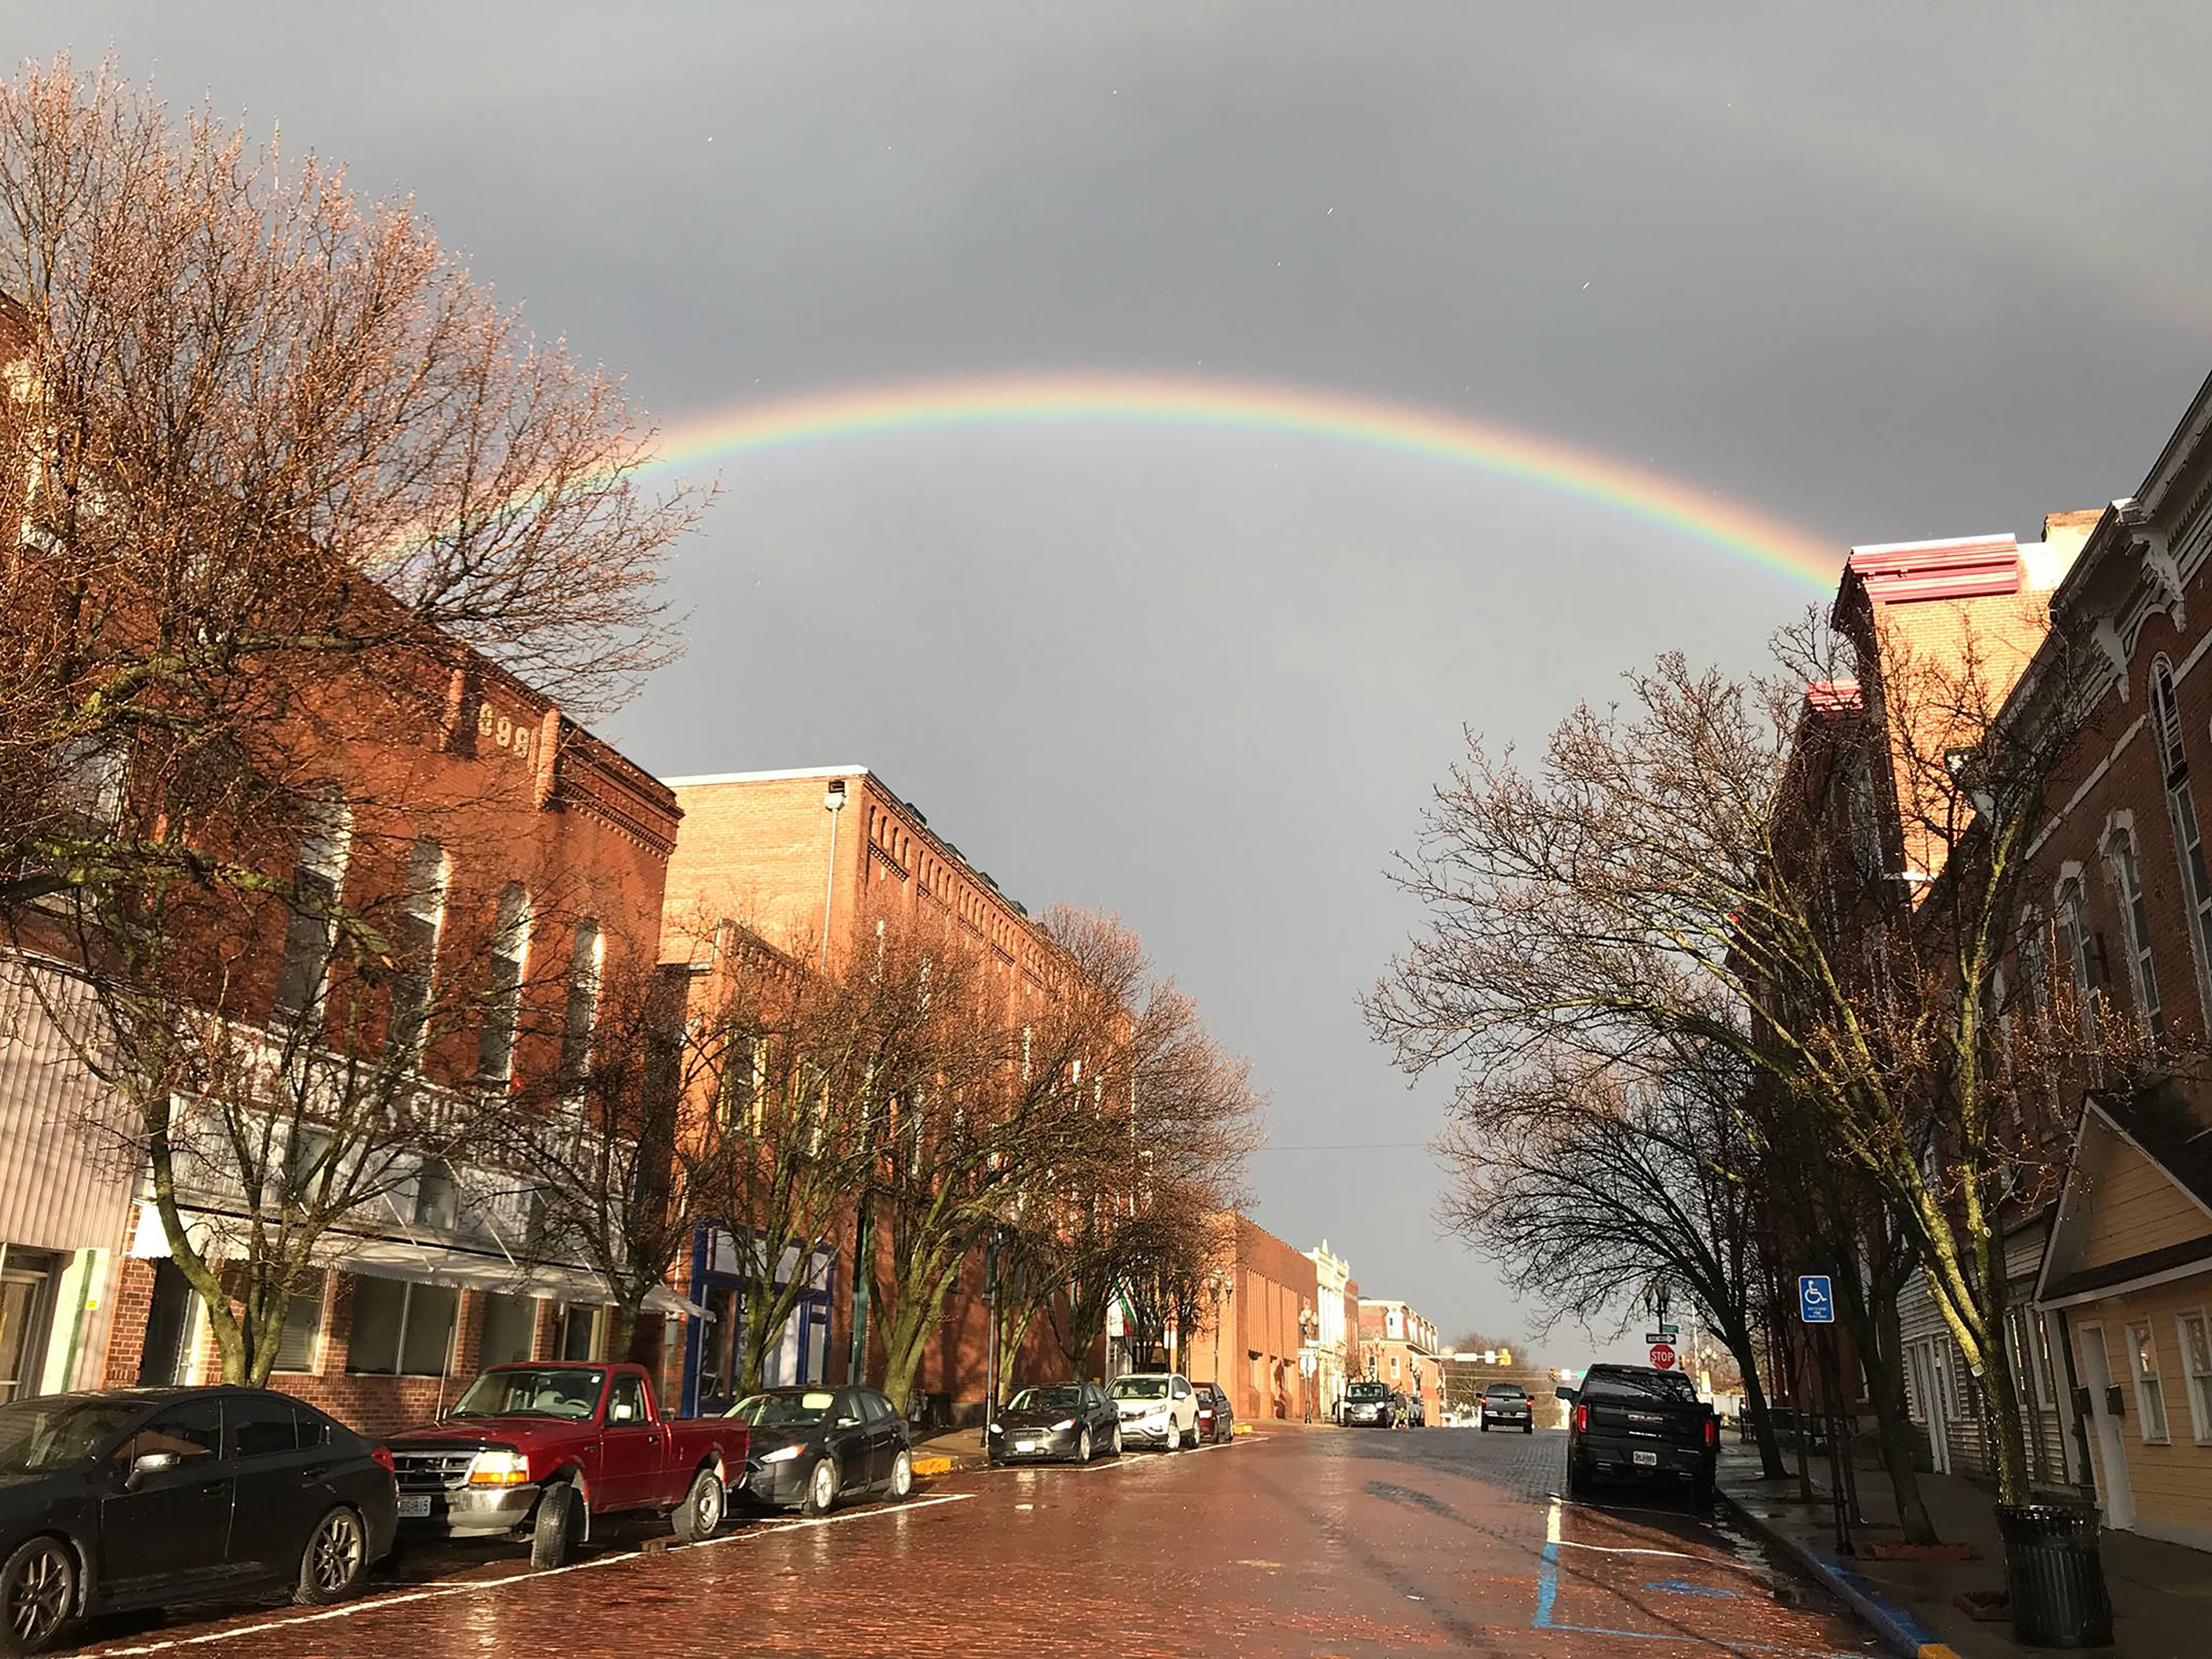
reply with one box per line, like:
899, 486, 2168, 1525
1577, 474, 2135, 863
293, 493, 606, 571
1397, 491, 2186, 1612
1717, 1445, 2204, 1658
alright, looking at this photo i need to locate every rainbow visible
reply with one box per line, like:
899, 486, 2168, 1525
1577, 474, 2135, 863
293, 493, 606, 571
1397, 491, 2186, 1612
641, 373, 1837, 590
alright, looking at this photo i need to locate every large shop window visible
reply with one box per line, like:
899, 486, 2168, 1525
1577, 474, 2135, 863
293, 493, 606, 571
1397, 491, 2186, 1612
348, 1277, 459, 1377
480, 1294, 538, 1368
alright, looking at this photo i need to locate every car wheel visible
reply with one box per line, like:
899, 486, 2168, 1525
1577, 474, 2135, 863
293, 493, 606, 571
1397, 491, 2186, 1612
1691, 1469, 1717, 1509
887, 1449, 915, 1500
294, 1505, 368, 1605
674, 1468, 724, 1543
1523, 1422, 1533, 1435
1076, 1427, 1093, 1463
1, 1535, 75, 1655
530, 1484, 580, 1571
801, 1456, 839, 1517
1565, 1456, 1589, 1501
1110, 1423, 1123, 1455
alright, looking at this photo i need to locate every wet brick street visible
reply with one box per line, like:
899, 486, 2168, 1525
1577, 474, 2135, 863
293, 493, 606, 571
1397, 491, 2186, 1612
68, 1427, 1881, 1658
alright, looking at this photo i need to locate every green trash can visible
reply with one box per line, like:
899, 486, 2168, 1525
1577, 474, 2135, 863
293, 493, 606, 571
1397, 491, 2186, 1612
1997, 1503, 2113, 1648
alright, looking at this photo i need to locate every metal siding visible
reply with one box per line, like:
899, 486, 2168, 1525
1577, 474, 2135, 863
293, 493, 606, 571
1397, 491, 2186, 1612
0, 957, 135, 1253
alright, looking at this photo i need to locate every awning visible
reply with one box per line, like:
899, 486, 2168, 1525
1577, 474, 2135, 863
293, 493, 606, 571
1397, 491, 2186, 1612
125, 1202, 702, 1316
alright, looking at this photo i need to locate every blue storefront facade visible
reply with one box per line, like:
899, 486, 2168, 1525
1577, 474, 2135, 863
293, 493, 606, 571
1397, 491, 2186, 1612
679, 1223, 836, 1416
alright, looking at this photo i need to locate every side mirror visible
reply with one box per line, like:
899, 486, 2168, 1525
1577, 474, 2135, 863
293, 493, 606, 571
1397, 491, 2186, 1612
1554, 1386, 1578, 1402
127, 1451, 181, 1488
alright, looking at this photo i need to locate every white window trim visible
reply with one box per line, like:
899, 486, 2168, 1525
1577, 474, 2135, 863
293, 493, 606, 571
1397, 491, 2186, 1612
2178, 1308, 2212, 1446
2128, 1320, 2172, 1445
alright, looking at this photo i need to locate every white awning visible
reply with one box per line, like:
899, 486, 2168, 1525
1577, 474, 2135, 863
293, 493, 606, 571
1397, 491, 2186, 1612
126, 1202, 702, 1316
341, 1239, 703, 1318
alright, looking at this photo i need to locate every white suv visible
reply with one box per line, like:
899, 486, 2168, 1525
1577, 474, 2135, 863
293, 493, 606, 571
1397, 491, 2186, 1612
1109, 1372, 1200, 1450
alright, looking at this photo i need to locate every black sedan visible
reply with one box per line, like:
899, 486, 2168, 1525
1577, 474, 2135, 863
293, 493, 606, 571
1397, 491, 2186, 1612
985, 1383, 1121, 1465
0, 1386, 396, 1655
726, 1386, 913, 1516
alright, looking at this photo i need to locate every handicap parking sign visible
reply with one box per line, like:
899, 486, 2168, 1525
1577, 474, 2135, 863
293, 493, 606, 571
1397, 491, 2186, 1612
1798, 1275, 1834, 1324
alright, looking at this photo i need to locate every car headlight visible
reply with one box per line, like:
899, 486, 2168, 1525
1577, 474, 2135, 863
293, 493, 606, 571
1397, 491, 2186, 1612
467, 1449, 530, 1486
759, 1443, 805, 1464
1051, 1418, 1077, 1431
988, 1422, 1003, 1435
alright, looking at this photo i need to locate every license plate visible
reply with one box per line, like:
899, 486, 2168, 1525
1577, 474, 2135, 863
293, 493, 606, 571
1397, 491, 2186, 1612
1633, 1450, 1659, 1467
1015, 1440, 1036, 1454
397, 1494, 432, 1519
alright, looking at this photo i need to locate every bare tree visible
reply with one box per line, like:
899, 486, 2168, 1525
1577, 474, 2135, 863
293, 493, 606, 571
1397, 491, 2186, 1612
1371, 610, 2113, 1512
0, 57, 695, 1383
1438, 1042, 1787, 1477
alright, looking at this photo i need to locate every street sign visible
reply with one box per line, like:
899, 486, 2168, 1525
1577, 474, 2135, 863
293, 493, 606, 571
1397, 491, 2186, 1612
1643, 1332, 1672, 1344
1798, 1275, 1835, 1325
1649, 1343, 1677, 1370
1659, 1324, 1679, 1337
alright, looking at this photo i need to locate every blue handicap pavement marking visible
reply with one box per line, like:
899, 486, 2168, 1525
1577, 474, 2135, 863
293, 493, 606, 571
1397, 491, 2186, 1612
1798, 1275, 1835, 1323
1644, 1578, 1742, 1600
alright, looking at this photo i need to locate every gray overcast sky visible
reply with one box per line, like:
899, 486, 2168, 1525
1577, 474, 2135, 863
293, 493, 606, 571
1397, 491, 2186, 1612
25, 3, 2212, 1358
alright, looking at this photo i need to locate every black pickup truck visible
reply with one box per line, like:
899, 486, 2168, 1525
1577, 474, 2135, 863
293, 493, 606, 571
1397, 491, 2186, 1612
1557, 1364, 1718, 1505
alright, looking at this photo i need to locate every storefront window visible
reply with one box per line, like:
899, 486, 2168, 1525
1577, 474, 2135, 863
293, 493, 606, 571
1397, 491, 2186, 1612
348, 1276, 459, 1376
480, 1294, 537, 1368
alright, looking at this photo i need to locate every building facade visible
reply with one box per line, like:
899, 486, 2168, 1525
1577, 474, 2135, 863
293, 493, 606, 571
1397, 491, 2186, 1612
1186, 1213, 1321, 1421
1358, 1298, 1442, 1423
658, 765, 1062, 1423
1306, 1238, 1354, 1421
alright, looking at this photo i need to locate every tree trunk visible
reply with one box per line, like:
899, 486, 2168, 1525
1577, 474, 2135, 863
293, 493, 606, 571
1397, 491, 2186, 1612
1836, 1271, 1939, 1544
1722, 1314, 1787, 1479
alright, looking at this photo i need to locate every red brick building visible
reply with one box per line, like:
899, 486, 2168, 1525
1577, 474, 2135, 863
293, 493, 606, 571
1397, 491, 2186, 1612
1358, 1298, 1443, 1424
3, 649, 688, 1433
1184, 1214, 1322, 1422
657, 765, 1067, 1423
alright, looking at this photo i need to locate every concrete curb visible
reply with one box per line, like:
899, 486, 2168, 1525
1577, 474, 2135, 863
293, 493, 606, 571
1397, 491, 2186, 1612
1720, 1488, 1963, 1659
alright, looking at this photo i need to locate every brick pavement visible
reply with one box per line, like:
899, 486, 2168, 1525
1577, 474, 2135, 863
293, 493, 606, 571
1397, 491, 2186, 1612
63, 1428, 1883, 1658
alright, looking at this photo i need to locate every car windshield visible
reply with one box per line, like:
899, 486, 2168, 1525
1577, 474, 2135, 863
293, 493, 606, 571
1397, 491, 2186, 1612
1347, 1382, 1390, 1401
1009, 1387, 1081, 1411
0, 1396, 143, 1474
1581, 1369, 1698, 1404
1109, 1378, 1167, 1401
449, 1367, 604, 1420
727, 1390, 837, 1428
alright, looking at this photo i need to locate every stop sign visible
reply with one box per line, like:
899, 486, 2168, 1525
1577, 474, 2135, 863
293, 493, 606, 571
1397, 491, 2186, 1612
1649, 1342, 1677, 1370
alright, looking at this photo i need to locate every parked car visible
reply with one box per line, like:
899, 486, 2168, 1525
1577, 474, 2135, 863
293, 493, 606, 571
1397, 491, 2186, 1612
0, 1385, 396, 1655
985, 1382, 1120, 1465
726, 1385, 914, 1513
385, 1361, 740, 1567
1194, 1382, 1235, 1444
1557, 1364, 1719, 1505
1341, 1380, 1399, 1427
1407, 1392, 1426, 1428
1108, 1373, 1200, 1450
1476, 1382, 1534, 1433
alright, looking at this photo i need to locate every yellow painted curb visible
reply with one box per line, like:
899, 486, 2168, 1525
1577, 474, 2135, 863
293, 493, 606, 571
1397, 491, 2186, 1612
911, 1455, 956, 1476
1916, 1647, 1962, 1659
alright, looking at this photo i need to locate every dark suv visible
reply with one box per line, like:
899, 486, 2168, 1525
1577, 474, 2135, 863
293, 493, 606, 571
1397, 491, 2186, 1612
1557, 1364, 1718, 1504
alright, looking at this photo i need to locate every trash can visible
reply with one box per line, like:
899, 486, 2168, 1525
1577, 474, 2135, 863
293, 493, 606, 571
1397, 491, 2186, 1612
1997, 1504, 2113, 1648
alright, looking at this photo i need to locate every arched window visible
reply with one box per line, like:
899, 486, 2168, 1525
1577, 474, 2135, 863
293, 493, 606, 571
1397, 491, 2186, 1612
559, 919, 603, 1085
272, 796, 351, 1023
478, 883, 532, 1084
2105, 823, 2163, 1038
388, 838, 449, 1059
2152, 657, 2212, 1026
2053, 877, 2101, 1048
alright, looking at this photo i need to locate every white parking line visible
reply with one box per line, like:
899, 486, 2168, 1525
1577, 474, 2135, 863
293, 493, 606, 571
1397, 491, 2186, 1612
79, 1492, 978, 1657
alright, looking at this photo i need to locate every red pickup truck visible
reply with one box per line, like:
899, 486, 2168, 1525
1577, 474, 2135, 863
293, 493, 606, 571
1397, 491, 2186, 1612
385, 1361, 744, 1567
